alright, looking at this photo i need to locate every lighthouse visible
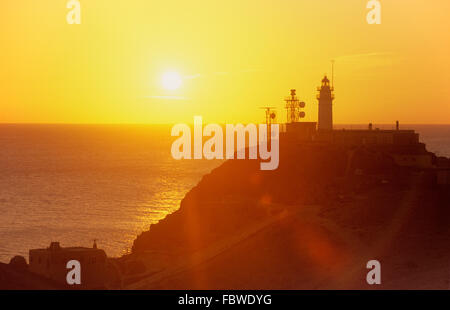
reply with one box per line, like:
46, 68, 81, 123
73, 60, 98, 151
317, 75, 334, 131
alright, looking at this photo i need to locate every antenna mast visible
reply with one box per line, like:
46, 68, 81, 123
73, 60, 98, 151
259, 107, 277, 144
284, 89, 305, 123
331, 60, 335, 88
260, 107, 277, 127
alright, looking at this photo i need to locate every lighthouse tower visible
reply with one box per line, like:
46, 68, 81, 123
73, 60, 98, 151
317, 75, 334, 131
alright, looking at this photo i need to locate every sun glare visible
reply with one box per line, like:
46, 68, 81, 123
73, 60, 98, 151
162, 71, 182, 90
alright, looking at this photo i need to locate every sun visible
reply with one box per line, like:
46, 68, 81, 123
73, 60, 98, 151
161, 71, 182, 90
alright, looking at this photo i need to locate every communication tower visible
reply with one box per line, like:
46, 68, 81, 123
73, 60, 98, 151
284, 89, 306, 123
260, 107, 277, 143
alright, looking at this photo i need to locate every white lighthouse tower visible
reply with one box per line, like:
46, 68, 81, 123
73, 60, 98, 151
317, 75, 334, 131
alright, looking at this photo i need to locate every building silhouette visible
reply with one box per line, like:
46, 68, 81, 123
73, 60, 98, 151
29, 241, 107, 289
317, 75, 334, 131
282, 75, 434, 169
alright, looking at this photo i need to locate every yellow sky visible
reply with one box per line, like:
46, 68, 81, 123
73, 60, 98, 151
1, 0, 449, 124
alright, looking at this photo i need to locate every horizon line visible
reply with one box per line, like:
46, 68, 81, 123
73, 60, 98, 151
1, 122, 450, 126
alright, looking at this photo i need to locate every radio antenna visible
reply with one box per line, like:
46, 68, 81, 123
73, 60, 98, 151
331, 59, 335, 88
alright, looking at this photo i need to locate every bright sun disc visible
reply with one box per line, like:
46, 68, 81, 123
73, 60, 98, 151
162, 71, 182, 90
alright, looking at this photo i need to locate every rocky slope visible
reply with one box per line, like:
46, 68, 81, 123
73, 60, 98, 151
123, 141, 450, 289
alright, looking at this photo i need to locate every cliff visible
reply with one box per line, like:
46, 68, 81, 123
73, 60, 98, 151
123, 141, 450, 289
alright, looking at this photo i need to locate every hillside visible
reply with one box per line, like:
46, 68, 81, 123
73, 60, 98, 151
121, 141, 450, 289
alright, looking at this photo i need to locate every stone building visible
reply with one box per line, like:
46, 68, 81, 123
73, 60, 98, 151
29, 241, 107, 288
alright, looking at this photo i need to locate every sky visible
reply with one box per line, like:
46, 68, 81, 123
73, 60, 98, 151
0, 0, 449, 124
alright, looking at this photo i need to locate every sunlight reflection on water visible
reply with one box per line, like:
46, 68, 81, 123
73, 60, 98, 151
0, 125, 221, 262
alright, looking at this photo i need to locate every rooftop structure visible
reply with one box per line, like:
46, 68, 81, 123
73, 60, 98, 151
29, 241, 107, 288
284, 89, 306, 123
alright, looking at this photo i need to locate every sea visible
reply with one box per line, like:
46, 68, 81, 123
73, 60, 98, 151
0, 124, 449, 263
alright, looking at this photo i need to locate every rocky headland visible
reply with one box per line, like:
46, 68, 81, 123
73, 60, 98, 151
118, 140, 450, 289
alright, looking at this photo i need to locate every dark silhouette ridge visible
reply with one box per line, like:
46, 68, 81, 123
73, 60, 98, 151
0, 261, 64, 290
122, 138, 450, 289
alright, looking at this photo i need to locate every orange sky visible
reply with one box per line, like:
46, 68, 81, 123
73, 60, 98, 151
1, 0, 449, 124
